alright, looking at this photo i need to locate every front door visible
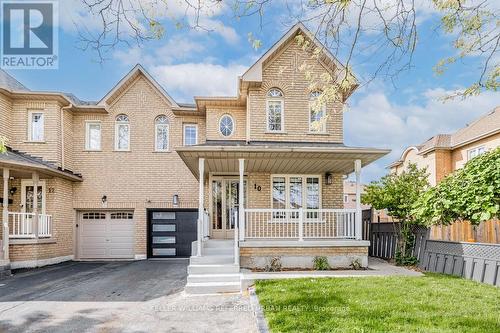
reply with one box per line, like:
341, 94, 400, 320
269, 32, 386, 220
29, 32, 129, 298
21, 180, 46, 214
211, 178, 247, 239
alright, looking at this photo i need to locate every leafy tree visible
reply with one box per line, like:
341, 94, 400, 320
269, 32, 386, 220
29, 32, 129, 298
362, 163, 429, 265
0, 136, 6, 154
78, 0, 499, 98
414, 147, 500, 226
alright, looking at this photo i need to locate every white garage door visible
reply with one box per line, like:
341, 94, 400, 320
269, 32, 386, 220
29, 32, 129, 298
78, 211, 135, 259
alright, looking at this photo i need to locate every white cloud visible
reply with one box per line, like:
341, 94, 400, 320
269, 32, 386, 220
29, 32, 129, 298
151, 62, 248, 100
344, 87, 499, 182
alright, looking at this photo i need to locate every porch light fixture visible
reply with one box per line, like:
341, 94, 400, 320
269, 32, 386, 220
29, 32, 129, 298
9, 187, 17, 196
101, 195, 107, 204
173, 194, 179, 207
325, 173, 333, 185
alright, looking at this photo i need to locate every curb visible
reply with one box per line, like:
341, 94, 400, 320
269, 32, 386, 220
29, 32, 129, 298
248, 287, 270, 333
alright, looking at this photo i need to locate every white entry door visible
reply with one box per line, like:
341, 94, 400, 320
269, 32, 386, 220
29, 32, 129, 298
78, 211, 135, 259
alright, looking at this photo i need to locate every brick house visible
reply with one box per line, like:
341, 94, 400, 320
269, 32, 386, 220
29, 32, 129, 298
389, 107, 500, 243
0, 24, 389, 291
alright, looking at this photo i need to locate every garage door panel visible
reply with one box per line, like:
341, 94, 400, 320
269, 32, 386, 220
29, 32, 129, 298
79, 211, 135, 260
148, 209, 197, 258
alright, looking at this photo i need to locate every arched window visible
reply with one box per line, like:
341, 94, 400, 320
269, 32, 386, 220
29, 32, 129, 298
219, 114, 234, 137
155, 115, 169, 151
115, 114, 130, 150
309, 91, 326, 133
266, 88, 284, 132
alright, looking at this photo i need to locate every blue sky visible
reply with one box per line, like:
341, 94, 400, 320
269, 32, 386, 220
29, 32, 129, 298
6, 0, 499, 182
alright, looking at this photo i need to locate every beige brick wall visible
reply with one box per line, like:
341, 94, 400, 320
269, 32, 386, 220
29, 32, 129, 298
247, 41, 344, 143
206, 106, 246, 141
72, 75, 204, 255
240, 246, 367, 256
0, 93, 12, 141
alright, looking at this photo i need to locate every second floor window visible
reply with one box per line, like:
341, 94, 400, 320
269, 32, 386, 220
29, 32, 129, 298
309, 91, 326, 133
29, 112, 44, 141
468, 146, 485, 160
184, 124, 198, 146
219, 114, 234, 137
115, 114, 130, 151
155, 115, 169, 151
85, 122, 101, 150
266, 88, 284, 132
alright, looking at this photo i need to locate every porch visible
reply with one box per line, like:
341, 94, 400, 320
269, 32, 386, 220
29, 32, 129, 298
1, 147, 82, 265
177, 141, 390, 259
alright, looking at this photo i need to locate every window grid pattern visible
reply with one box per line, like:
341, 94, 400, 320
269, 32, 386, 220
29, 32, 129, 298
155, 115, 169, 151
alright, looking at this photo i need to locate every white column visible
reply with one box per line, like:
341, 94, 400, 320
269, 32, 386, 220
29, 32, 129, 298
238, 158, 245, 241
355, 159, 362, 240
197, 158, 205, 257
2, 168, 9, 260
32, 172, 39, 238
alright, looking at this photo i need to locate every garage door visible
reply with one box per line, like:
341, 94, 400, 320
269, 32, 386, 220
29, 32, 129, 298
78, 211, 135, 259
148, 209, 197, 258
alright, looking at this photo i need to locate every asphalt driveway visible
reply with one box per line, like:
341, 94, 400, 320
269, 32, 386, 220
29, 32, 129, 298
0, 260, 258, 333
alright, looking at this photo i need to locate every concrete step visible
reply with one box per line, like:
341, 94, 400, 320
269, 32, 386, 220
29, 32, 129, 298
190, 255, 234, 265
185, 282, 241, 294
187, 273, 241, 284
203, 240, 233, 248
202, 247, 233, 255
188, 264, 240, 275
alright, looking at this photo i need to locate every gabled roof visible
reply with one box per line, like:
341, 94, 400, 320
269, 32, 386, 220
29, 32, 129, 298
99, 64, 179, 107
241, 22, 352, 84
389, 106, 500, 168
0, 69, 29, 91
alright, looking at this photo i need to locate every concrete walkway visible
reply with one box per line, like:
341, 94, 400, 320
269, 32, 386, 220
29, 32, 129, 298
242, 257, 422, 286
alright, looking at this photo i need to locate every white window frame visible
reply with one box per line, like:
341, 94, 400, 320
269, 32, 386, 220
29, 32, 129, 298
21, 179, 47, 214
85, 121, 101, 151
155, 115, 170, 152
183, 123, 198, 146
467, 146, 485, 161
219, 114, 235, 137
114, 114, 130, 151
266, 89, 285, 133
270, 174, 322, 222
28, 111, 45, 142
309, 91, 327, 133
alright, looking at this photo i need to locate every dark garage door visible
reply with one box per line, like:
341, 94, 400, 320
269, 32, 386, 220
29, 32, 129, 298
147, 209, 198, 258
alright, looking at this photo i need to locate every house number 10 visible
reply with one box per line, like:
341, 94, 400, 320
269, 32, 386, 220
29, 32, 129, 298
254, 184, 262, 191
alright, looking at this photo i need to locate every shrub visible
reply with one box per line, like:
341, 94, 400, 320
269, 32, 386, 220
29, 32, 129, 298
313, 256, 330, 270
265, 256, 282, 272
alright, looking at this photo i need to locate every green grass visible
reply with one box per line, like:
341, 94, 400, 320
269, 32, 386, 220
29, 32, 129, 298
255, 274, 500, 333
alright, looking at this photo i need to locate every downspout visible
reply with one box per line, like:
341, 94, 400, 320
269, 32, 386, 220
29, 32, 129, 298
60, 103, 73, 170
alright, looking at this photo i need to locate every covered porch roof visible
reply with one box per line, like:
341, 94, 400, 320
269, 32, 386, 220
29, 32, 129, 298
0, 147, 83, 181
176, 141, 390, 179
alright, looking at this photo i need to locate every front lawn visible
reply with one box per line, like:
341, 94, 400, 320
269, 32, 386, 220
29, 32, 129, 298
255, 274, 500, 333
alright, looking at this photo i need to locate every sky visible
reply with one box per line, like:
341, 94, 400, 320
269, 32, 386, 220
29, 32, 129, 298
6, 0, 499, 183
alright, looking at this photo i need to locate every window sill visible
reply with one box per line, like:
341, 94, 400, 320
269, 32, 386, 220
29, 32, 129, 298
83, 149, 102, 152
10, 238, 56, 245
152, 150, 171, 153
113, 150, 131, 152
265, 131, 287, 134
308, 132, 330, 136
24, 141, 46, 144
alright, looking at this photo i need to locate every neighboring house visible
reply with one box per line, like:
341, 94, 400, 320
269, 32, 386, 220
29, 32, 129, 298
0, 24, 389, 291
389, 107, 500, 243
343, 180, 391, 222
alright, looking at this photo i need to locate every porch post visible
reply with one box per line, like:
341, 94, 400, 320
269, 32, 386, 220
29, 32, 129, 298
2, 168, 9, 260
354, 160, 362, 240
32, 172, 39, 238
238, 158, 245, 241
197, 158, 205, 257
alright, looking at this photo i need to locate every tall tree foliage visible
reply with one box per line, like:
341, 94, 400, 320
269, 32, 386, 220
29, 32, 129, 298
362, 163, 429, 265
414, 147, 500, 225
78, 0, 499, 99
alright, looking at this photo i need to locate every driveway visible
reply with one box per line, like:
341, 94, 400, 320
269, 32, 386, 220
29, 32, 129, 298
0, 260, 258, 333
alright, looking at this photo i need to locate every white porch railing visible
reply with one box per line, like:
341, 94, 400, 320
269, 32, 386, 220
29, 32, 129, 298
8, 212, 53, 239
244, 208, 357, 240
